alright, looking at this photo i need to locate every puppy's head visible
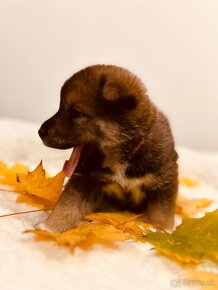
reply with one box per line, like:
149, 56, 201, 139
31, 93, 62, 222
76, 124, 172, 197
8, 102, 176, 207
38, 65, 153, 152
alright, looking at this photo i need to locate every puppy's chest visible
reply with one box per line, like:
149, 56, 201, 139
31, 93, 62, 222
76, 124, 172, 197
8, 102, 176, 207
102, 164, 154, 206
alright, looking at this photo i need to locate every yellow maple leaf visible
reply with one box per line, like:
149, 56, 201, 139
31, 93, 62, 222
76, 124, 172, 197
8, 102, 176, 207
176, 195, 212, 216
0, 161, 66, 209
0, 162, 28, 188
187, 270, 218, 290
180, 177, 199, 187
1, 160, 218, 261
85, 212, 150, 236
26, 212, 153, 250
15, 161, 65, 209
26, 222, 132, 251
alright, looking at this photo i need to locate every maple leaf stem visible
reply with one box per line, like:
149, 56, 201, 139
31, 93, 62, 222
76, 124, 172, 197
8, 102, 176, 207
0, 208, 53, 218
0, 187, 16, 193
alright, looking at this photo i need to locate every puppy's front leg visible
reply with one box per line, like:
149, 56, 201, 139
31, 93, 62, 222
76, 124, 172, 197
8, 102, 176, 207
40, 175, 102, 233
142, 187, 177, 231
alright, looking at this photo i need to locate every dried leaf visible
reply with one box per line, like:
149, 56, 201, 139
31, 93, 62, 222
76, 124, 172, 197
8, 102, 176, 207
26, 222, 131, 251
144, 209, 218, 265
176, 195, 212, 216
85, 211, 138, 225
26, 212, 152, 250
1, 160, 218, 262
187, 270, 218, 290
85, 212, 150, 236
0, 162, 28, 188
180, 177, 199, 187
15, 161, 65, 208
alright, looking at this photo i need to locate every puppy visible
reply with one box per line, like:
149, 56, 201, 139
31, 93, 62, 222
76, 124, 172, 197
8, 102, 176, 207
38, 65, 178, 233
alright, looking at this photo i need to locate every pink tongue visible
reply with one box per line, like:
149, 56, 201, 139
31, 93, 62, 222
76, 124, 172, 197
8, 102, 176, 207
63, 146, 83, 177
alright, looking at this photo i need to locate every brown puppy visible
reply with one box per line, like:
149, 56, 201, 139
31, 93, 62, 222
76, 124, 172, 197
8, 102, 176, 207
38, 65, 178, 233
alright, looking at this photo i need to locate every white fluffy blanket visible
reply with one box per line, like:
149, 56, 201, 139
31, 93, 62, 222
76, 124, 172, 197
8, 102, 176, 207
0, 119, 217, 290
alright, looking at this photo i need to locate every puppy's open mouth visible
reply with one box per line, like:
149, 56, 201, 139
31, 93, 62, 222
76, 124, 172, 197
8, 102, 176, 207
63, 146, 83, 177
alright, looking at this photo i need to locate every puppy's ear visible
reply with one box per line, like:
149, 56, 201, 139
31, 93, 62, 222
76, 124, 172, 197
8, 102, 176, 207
103, 82, 119, 102
100, 74, 137, 110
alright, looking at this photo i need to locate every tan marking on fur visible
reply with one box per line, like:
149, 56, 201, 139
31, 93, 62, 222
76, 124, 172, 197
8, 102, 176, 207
131, 186, 145, 205
112, 164, 155, 190
103, 183, 125, 201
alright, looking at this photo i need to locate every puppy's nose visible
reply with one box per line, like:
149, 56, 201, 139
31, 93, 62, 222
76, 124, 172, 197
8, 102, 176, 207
38, 126, 47, 139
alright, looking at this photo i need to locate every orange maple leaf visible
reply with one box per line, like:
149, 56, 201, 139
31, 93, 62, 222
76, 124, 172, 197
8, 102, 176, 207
26, 222, 132, 251
1, 160, 217, 258
0, 162, 28, 188
25, 211, 152, 251
179, 177, 199, 187
15, 161, 65, 209
84, 212, 150, 236
187, 270, 218, 290
176, 195, 212, 216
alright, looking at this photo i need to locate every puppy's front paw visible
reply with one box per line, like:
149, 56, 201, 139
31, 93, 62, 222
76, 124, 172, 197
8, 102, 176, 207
139, 212, 174, 232
35, 212, 82, 233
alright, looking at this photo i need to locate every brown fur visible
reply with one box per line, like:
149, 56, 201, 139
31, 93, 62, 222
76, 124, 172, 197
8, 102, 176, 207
38, 65, 178, 233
